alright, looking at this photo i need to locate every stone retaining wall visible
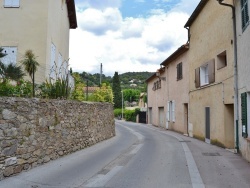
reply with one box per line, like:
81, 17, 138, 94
0, 97, 115, 180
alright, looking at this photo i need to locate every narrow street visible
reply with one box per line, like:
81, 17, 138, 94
1, 121, 250, 188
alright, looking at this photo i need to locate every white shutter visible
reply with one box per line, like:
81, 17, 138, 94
1, 47, 17, 65
172, 100, 175, 122
12, 0, 20, 7
167, 101, 170, 122
4, 0, 12, 7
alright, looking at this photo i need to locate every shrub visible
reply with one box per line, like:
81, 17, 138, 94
0, 80, 32, 97
114, 108, 122, 118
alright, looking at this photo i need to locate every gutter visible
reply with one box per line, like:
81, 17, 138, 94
217, 0, 239, 153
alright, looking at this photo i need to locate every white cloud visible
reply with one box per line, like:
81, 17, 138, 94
69, 1, 199, 76
75, 0, 121, 10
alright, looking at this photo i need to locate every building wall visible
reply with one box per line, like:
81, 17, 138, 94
46, 0, 70, 80
164, 53, 189, 134
188, 0, 234, 148
147, 51, 189, 134
0, 97, 115, 180
0, 0, 71, 84
0, 0, 48, 83
147, 75, 166, 127
235, 0, 250, 162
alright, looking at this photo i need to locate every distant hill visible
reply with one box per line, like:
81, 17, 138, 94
78, 71, 154, 91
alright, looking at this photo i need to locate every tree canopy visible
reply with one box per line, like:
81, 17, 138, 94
112, 72, 122, 108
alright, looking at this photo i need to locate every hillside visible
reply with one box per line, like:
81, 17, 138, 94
79, 71, 154, 91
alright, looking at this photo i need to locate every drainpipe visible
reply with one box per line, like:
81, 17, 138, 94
217, 0, 239, 153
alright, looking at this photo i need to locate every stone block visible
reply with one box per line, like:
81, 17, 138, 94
43, 156, 50, 163
3, 166, 14, 177
17, 159, 27, 165
23, 164, 30, 170
2, 109, 17, 120
5, 157, 17, 166
2, 144, 17, 156
14, 165, 23, 174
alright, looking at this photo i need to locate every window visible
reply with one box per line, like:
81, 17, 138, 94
217, 51, 227, 70
1, 46, 17, 65
177, 62, 183, 80
4, 0, 20, 8
241, 0, 249, 30
152, 80, 161, 91
195, 59, 215, 88
167, 100, 175, 122
200, 64, 209, 86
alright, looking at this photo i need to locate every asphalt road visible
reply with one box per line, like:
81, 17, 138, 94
1, 121, 250, 188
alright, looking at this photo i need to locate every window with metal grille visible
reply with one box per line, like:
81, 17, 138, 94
177, 62, 183, 80
241, 0, 249, 31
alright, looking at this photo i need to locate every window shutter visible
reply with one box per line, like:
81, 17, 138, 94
172, 100, 175, 122
180, 62, 183, 79
241, 92, 248, 138
208, 59, 215, 84
167, 101, 170, 121
195, 67, 200, 88
177, 64, 179, 80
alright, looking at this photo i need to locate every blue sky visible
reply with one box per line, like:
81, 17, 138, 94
70, 0, 200, 76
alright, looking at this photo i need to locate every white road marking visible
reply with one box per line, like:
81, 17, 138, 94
85, 166, 123, 187
137, 124, 205, 188
120, 124, 145, 142
129, 144, 143, 155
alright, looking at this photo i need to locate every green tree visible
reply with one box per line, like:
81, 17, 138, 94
112, 72, 122, 108
20, 50, 39, 97
70, 72, 85, 101
92, 83, 113, 103
123, 89, 141, 102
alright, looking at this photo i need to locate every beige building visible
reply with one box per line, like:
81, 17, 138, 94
185, 0, 235, 148
235, 0, 250, 161
147, 45, 189, 134
0, 0, 77, 84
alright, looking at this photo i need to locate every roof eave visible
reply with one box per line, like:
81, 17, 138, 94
184, 0, 208, 28
160, 44, 189, 66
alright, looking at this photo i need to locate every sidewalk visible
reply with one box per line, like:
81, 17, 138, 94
141, 123, 250, 188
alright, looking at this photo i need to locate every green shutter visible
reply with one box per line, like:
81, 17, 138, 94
241, 0, 249, 30
241, 92, 248, 138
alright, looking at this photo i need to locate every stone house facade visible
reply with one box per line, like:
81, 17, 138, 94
0, 0, 77, 84
147, 45, 189, 135
185, 0, 235, 148
235, 0, 250, 161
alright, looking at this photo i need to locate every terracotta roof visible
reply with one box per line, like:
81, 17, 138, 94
66, 0, 77, 29
160, 44, 189, 66
83, 87, 100, 92
184, 0, 208, 28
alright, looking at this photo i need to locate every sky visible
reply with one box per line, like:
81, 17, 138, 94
69, 0, 200, 76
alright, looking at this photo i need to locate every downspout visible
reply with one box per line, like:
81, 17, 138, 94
217, 0, 239, 153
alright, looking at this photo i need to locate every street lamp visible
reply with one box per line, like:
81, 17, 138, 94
121, 90, 123, 120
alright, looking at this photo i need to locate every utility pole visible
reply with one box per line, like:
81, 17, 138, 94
100, 63, 102, 87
